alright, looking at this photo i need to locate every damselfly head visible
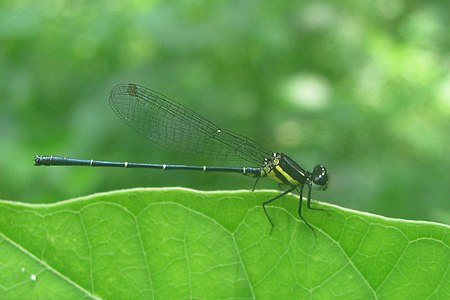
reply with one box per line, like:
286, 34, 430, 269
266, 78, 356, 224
312, 165, 328, 190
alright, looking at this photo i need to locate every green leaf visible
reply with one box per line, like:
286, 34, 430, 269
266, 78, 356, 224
1, 188, 449, 299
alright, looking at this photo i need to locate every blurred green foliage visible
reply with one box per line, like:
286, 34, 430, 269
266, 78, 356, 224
1, 0, 449, 224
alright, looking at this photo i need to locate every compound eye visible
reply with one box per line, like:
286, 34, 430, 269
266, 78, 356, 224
312, 165, 328, 188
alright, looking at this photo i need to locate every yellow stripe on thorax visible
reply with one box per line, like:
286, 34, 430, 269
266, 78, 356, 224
266, 169, 284, 184
275, 165, 300, 185
265, 165, 301, 185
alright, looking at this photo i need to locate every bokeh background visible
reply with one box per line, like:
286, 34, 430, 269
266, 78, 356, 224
1, 0, 449, 224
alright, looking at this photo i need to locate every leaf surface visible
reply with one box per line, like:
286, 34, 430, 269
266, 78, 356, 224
1, 188, 449, 299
